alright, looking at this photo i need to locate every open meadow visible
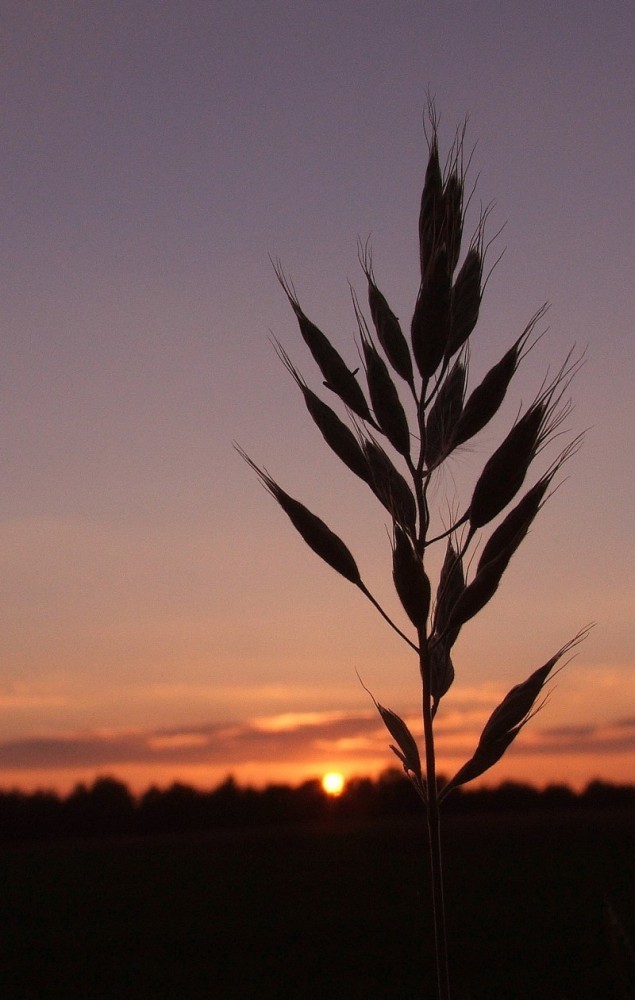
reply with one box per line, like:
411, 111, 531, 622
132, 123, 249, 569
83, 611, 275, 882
0, 809, 632, 999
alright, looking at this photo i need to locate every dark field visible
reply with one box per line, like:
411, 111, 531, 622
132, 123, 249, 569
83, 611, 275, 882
0, 810, 632, 999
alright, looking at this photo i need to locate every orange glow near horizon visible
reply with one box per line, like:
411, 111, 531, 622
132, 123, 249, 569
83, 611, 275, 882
2, 682, 633, 799
0, 745, 633, 800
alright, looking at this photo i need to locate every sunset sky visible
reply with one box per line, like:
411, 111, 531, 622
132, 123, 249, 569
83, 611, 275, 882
2, 2, 633, 795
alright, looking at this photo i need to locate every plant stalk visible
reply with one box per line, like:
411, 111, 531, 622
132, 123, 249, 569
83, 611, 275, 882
420, 636, 451, 1000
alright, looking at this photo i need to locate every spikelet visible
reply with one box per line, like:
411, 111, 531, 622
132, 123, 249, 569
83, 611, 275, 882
460, 437, 574, 631
424, 359, 466, 468
447, 246, 482, 358
359, 245, 415, 388
273, 341, 371, 485
432, 541, 465, 648
442, 473, 557, 635
429, 640, 455, 716
362, 437, 417, 536
418, 134, 444, 281
441, 554, 509, 636
477, 472, 552, 573
477, 436, 581, 571
453, 310, 543, 448
361, 676, 424, 794
466, 344, 581, 533
378, 704, 424, 791
441, 629, 591, 795
392, 524, 431, 631
273, 262, 373, 423
443, 170, 464, 276
353, 295, 411, 457
411, 246, 452, 379
468, 400, 549, 531
236, 448, 363, 587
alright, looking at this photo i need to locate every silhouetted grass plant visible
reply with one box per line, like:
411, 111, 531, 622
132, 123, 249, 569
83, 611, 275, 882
239, 104, 590, 999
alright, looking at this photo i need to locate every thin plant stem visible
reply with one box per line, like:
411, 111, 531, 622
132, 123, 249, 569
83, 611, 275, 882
414, 416, 450, 997
360, 585, 420, 653
419, 611, 451, 1000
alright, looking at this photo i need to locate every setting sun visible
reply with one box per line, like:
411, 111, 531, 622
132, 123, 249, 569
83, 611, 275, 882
321, 772, 345, 796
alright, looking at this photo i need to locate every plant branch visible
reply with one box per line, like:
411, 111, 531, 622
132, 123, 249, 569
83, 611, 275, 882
424, 511, 470, 547
358, 583, 420, 653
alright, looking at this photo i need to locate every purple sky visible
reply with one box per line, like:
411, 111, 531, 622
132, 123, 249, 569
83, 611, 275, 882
1, 2, 633, 792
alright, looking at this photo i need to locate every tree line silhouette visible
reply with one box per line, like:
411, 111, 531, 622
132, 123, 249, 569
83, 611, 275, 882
0, 771, 632, 842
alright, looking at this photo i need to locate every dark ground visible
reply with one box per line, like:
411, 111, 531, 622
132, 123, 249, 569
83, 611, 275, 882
0, 810, 632, 999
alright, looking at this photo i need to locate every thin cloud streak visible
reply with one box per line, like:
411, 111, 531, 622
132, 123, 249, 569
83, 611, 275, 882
0, 711, 632, 774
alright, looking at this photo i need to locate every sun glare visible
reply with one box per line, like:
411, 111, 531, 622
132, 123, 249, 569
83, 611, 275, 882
321, 771, 345, 796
